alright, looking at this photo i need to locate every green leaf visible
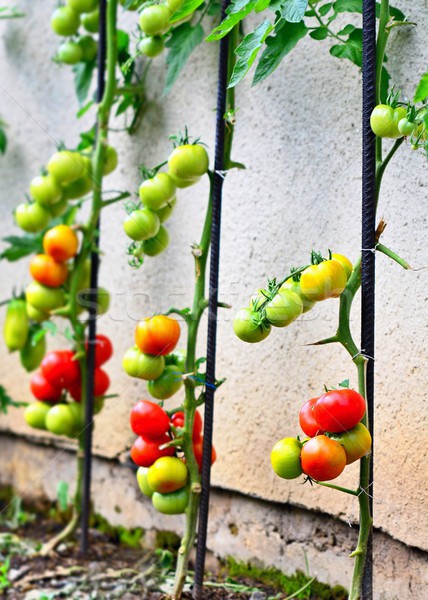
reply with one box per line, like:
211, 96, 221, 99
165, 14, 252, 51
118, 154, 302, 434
164, 23, 204, 95
309, 26, 328, 40
333, 0, 360, 12
253, 20, 308, 85
228, 20, 274, 88
319, 2, 333, 16
76, 100, 94, 119
280, 0, 308, 23
339, 379, 350, 388
380, 65, 390, 103
414, 73, 428, 103
330, 28, 362, 67
0, 385, 26, 414
337, 23, 355, 36
0, 125, 7, 154
0, 234, 43, 262
207, 0, 258, 42
56, 481, 69, 512
32, 321, 57, 344
72, 61, 96, 106
255, 0, 270, 11
170, 0, 205, 22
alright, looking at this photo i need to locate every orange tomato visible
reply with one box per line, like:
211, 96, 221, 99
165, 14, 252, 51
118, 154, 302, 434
135, 315, 180, 356
43, 225, 79, 262
30, 254, 68, 288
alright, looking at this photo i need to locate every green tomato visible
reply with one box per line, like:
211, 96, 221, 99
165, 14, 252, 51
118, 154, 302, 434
24, 402, 50, 430
270, 437, 303, 479
30, 175, 62, 206
77, 35, 98, 62
137, 467, 154, 497
143, 226, 170, 257
26, 303, 50, 323
20, 334, 47, 372
122, 346, 165, 380
82, 9, 99, 33
147, 365, 183, 400
25, 282, 65, 313
57, 41, 84, 65
138, 36, 165, 58
265, 290, 303, 327
398, 118, 416, 137
152, 486, 189, 515
123, 208, 160, 241
168, 144, 209, 180
233, 307, 271, 343
3, 299, 29, 352
68, 402, 84, 436
139, 5, 171, 37
48, 197, 68, 218
103, 146, 118, 175
47, 151, 84, 185
15, 202, 51, 233
147, 457, 188, 493
156, 197, 176, 223
78, 287, 110, 315
166, 0, 183, 13
139, 173, 176, 210
168, 173, 200, 188
280, 279, 315, 314
45, 404, 76, 437
165, 349, 186, 372
370, 104, 407, 139
67, 0, 98, 14
63, 173, 93, 200
331, 423, 372, 465
51, 6, 80, 37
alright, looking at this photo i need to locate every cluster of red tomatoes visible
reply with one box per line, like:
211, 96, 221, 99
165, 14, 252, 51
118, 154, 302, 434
130, 400, 216, 515
24, 335, 112, 438
50, 0, 100, 66
233, 252, 353, 343
271, 387, 372, 482
123, 143, 209, 261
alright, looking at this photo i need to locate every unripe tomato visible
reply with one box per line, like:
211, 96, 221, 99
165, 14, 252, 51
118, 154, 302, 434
85, 334, 113, 367
103, 146, 118, 175
300, 435, 346, 481
123, 208, 160, 241
156, 197, 176, 223
30, 254, 68, 288
45, 404, 76, 437
138, 36, 165, 58
26, 303, 49, 323
20, 334, 47, 372
139, 5, 171, 36
167, 0, 184, 13
279, 279, 315, 314
82, 9, 99, 33
270, 438, 303, 479
147, 456, 188, 493
370, 104, 407, 139
165, 349, 186, 372
171, 410, 202, 441
51, 6, 80, 37
47, 151, 84, 184
139, 173, 176, 210
49, 197, 68, 218
300, 259, 347, 301
24, 401, 50, 430
63, 173, 93, 200
169, 173, 200, 188
313, 389, 366, 433
15, 202, 51, 233
130, 434, 175, 467
122, 346, 165, 380
3, 299, 29, 352
57, 41, 84, 65
331, 423, 372, 465
136, 467, 154, 497
193, 437, 217, 471
77, 35, 98, 62
30, 175, 62, 206
135, 315, 180, 356
67, 0, 98, 14
168, 144, 209, 180
43, 225, 79, 262
130, 400, 170, 438
331, 253, 353, 280
143, 226, 170, 257
30, 372, 62, 402
147, 365, 183, 400
41, 350, 80, 389
299, 397, 323, 438
78, 287, 110, 316
152, 487, 189, 515
398, 118, 416, 137
25, 282, 65, 313
233, 307, 271, 343
68, 401, 84, 435
265, 290, 303, 327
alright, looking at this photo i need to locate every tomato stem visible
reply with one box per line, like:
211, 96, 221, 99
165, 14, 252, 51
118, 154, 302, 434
315, 481, 359, 496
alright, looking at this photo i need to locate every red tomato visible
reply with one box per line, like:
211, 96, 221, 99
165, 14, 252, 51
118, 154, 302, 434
41, 350, 80, 389
193, 437, 217, 471
130, 400, 170, 439
300, 435, 346, 481
299, 397, 323, 437
67, 367, 110, 401
30, 372, 62, 402
135, 315, 180, 356
171, 410, 203, 441
313, 389, 366, 433
86, 334, 113, 366
130, 434, 175, 468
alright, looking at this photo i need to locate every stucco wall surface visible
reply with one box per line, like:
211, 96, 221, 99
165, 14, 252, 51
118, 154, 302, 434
0, 0, 427, 563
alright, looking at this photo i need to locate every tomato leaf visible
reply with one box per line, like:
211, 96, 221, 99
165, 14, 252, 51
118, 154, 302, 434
339, 379, 350, 389
0, 235, 43, 262
206, 0, 258, 42
0, 385, 26, 414
228, 20, 274, 88
72, 60, 96, 106
32, 321, 57, 344
164, 23, 204, 95
170, 0, 205, 22
309, 26, 328, 40
0, 123, 7, 155
330, 28, 362, 67
76, 100, 94, 119
253, 20, 308, 85
319, 2, 333, 16
280, 0, 309, 23
413, 72, 428, 103
333, 0, 405, 21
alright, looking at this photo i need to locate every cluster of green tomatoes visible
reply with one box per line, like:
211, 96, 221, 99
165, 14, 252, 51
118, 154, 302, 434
233, 252, 353, 343
135, 0, 189, 59
51, 0, 101, 66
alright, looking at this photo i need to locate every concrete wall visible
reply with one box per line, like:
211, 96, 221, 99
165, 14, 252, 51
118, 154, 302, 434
0, 1, 427, 597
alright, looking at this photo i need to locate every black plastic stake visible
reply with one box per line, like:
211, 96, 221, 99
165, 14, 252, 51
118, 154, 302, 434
193, 1, 230, 597
80, 0, 107, 556
361, 0, 376, 596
